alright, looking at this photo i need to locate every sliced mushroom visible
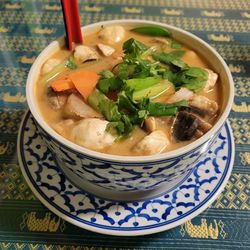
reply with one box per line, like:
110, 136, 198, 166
189, 112, 213, 133
189, 94, 218, 116
97, 43, 115, 56
47, 87, 68, 110
194, 129, 204, 139
70, 118, 116, 150
74, 45, 99, 62
133, 130, 169, 155
172, 111, 199, 141
167, 87, 194, 103
98, 25, 125, 44
195, 115, 212, 133
204, 69, 218, 92
64, 93, 103, 119
173, 110, 213, 141
41, 58, 61, 75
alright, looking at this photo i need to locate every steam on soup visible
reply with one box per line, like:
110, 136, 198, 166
36, 25, 221, 156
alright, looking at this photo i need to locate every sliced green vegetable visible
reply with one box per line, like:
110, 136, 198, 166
126, 76, 161, 91
133, 81, 172, 101
131, 26, 171, 37
88, 90, 121, 121
39, 60, 67, 85
117, 91, 138, 114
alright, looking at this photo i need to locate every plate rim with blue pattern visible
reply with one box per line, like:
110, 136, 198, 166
17, 111, 235, 236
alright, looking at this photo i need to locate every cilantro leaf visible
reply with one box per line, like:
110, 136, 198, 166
97, 77, 123, 94
65, 56, 77, 69
174, 67, 208, 92
123, 38, 148, 58
171, 41, 182, 49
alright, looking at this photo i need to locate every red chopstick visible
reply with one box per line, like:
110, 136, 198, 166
61, 0, 83, 51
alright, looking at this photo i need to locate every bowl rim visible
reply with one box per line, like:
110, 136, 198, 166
26, 19, 234, 163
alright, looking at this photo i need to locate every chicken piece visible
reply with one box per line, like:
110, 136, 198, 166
204, 69, 218, 92
97, 43, 115, 56
189, 94, 218, 116
41, 58, 61, 75
133, 130, 169, 155
47, 87, 68, 110
64, 93, 102, 119
167, 88, 194, 103
98, 25, 125, 44
53, 119, 74, 137
144, 117, 157, 133
70, 118, 116, 150
74, 45, 99, 62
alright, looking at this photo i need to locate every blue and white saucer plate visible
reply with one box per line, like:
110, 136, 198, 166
18, 111, 234, 236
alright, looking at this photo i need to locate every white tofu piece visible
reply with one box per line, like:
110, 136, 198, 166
204, 69, 218, 92
190, 94, 218, 116
70, 118, 116, 150
133, 130, 169, 155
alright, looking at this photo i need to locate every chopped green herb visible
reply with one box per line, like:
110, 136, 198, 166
140, 99, 188, 116
171, 41, 182, 49
65, 56, 77, 69
97, 77, 123, 94
174, 67, 208, 92
123, 38, 148, 58
152, 50, 185, 66
100, 70, 114, 79
88, 90, 121, 121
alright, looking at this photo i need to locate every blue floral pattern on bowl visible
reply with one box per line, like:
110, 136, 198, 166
33, 115, 220, 191
18, 111, 234, 236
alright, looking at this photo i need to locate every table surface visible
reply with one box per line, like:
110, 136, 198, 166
0, 0, 249, 249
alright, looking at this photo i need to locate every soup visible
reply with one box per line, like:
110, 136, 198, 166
36, 25, 221, 156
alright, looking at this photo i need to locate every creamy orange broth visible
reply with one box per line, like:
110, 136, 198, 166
36, 26, 221, 156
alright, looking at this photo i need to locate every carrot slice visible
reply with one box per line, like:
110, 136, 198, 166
51, 76, 75, 92
69, 70, 100, 100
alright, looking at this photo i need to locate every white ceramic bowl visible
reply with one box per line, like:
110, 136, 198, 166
26, 20, 234, 195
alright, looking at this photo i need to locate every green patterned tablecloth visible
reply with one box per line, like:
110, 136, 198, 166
0, 0, 249, 249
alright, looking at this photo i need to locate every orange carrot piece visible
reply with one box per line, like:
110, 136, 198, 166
51, 77, 75, 92
69, 70, 100, 100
